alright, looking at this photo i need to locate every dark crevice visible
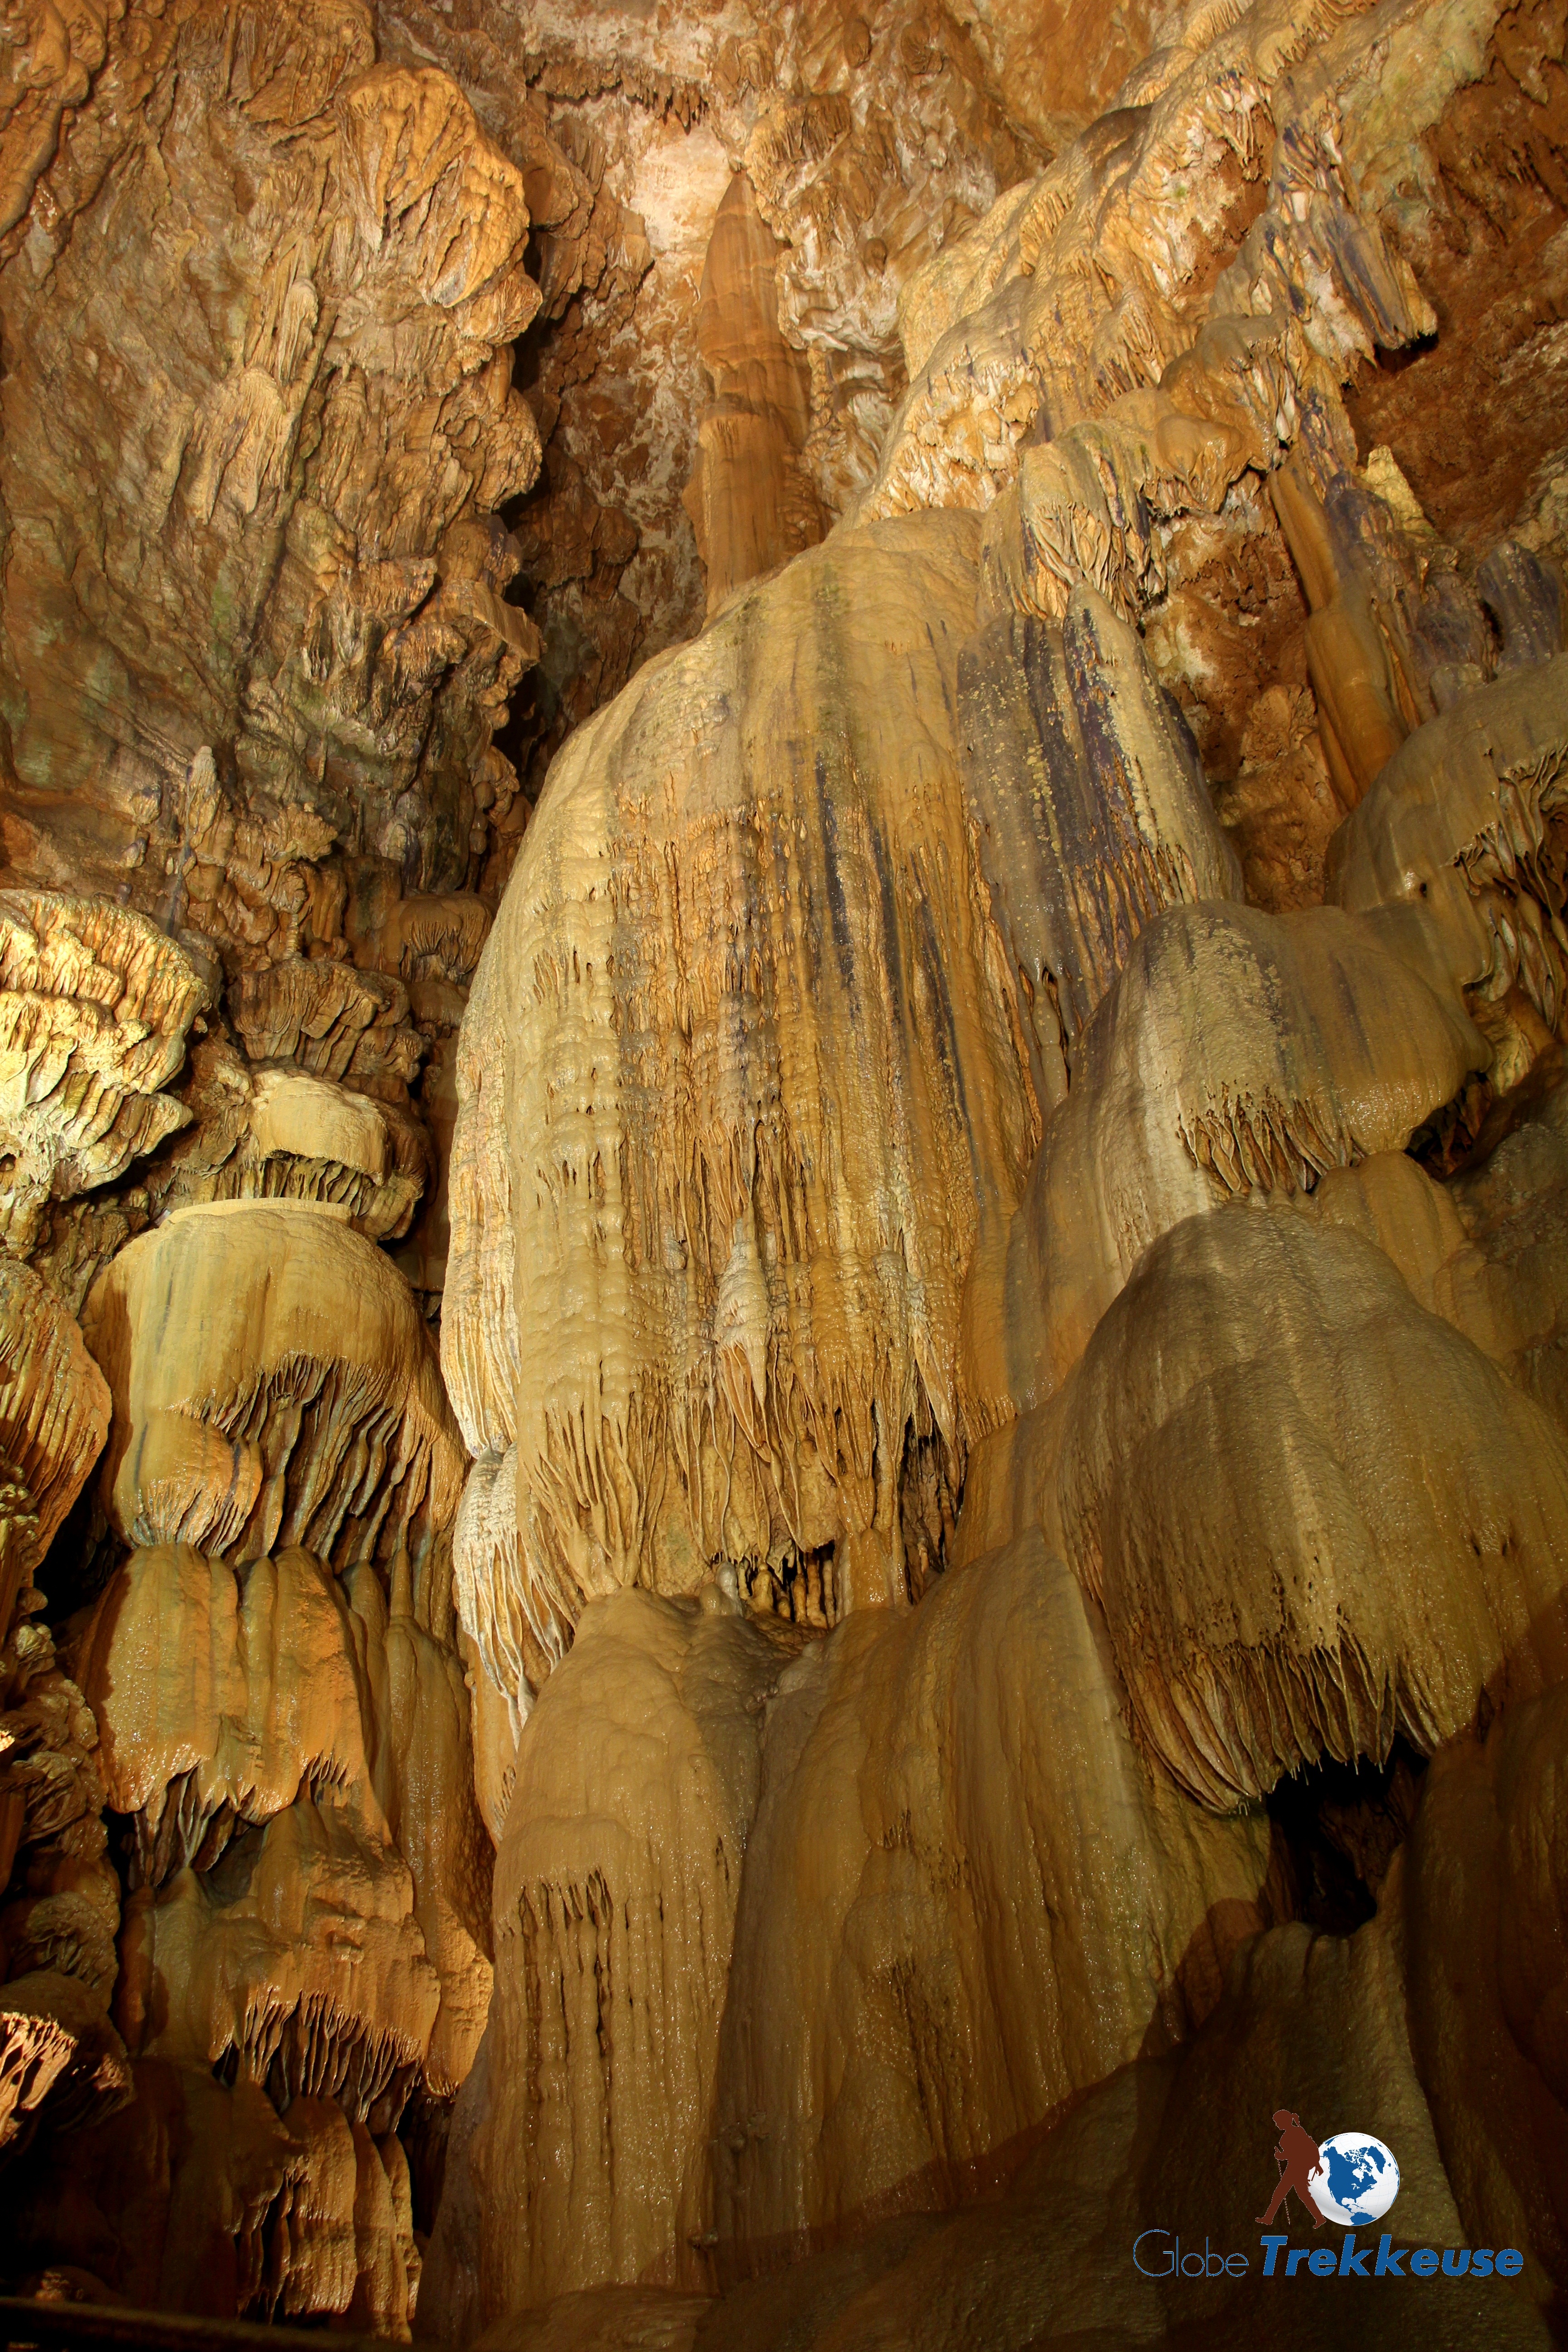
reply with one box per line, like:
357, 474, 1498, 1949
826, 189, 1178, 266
1265, 1739, 1427, 1934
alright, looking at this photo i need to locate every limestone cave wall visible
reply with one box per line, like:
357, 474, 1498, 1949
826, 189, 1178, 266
1, 0, 1568, 2346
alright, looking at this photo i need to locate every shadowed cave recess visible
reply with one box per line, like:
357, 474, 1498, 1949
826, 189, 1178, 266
2, 0, 1568, 2345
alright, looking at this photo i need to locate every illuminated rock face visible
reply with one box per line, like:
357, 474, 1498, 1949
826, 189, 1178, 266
0, 0, 542, 914
442, 508, 1037, 1676
1, 0, 1568, 2344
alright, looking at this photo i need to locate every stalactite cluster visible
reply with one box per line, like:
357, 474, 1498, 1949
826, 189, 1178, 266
0, 0, 1567, 2344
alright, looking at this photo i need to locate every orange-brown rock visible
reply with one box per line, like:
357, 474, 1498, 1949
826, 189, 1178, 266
1404, 1687, 1568, 2308
0, 0, 542, 918
15, 2062, 421, 2332
684, 175, 824, 618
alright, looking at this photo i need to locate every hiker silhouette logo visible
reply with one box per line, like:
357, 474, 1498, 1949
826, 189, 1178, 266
1258, 2110, 1400, 2232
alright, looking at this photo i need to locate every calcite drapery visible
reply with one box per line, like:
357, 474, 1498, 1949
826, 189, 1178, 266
45, 1200, 488, 2329
958, 583, 1243, 1102
420, 0, 1568, 2336
185, 1063, 431, 1244
1001, 898, 1488, 1399
83, 1200, 461, 1570
0, 894, 210, 1252
1057, 1206, 1568, 1808
445, 509, 1038, 1677
77, 1201, 487, 2057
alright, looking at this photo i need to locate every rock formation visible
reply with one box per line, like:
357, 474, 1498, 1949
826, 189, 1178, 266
442, 505, 1035, 1678
683, 174, 824, 619
0, 0, 1567, 2343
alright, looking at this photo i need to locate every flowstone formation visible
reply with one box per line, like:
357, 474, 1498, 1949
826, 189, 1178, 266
0, 0, 532, 2327
2, 0, 1568, 2344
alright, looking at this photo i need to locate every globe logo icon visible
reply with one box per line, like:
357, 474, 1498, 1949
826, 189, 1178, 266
1312, 2132, 1400, 2226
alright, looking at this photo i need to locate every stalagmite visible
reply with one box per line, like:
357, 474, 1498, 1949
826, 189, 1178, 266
1270, 452, 1414, 808
428, 1587, 799, 2332
710, 1527, 1272, 2262
684, 174, 824, 617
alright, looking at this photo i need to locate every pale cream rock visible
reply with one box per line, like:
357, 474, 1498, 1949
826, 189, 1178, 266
444, 510, 1036, 1646
711, 1527, 1273, 2259
245, 1068, 390, 1182
82, 1200, 463, 1570
1004, 900, 1487, 1401
1058, 1206, 1568, 1806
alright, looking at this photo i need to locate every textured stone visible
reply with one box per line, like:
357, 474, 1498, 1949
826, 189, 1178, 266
444, 510, 1034, 1675
1, 0, 1567, 2339
1058, 1207, 1568, 1807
